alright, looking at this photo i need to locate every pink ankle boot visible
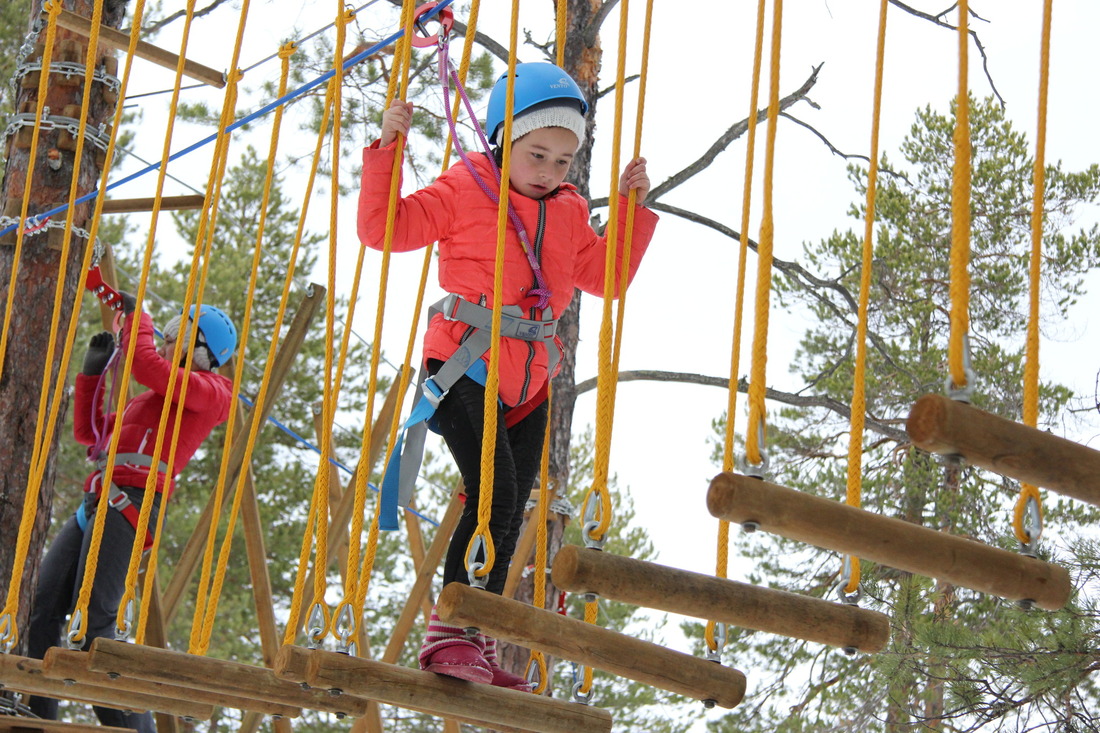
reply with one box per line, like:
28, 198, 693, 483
419, 610, 492, 684
482, 635, 534, 692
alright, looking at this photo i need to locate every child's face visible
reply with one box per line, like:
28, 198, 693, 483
507, 127, 577, 199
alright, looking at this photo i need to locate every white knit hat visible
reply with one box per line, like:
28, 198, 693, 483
162, 313, 213, 372
498, 102, 586, 150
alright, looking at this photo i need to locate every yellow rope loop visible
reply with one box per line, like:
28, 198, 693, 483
1013, 0, 1054, 548
948, 0, 973, 392
283, 85, 338, 645
576, 598, 599, 696
0, 1, 64, 632
745, 0, 785, 470
278, 41, 298, 59
525, 649, 549, 695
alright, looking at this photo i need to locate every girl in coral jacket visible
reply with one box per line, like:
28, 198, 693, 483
27, 295, 236, 732
358, 62, 658, 690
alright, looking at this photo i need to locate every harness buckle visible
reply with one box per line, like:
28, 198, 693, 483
421, 376, 448, 409
107, 485, 132, 512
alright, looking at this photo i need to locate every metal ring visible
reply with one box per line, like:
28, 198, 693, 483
571, 679, 593, 705
65, 610, 85, 650
307, 604, 328, 648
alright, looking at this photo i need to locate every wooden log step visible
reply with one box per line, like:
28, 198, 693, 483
907, 393, 1100, 508
275, 645, 612, 733
0, 718, 132, 733
0, 653, 213, 720
100, 195, 205, 214
552, 544, 891, 653
40, 648, 302, 718
84, 638, 366, 718
436, 582, 746, 709
52, 9, 225, 88
706, 472, 1071, 611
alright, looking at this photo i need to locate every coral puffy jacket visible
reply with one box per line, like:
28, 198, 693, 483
358, 143, 658, 408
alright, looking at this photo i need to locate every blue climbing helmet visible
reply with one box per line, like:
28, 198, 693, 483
189, 304, 237, 367
485, 62, 588, 145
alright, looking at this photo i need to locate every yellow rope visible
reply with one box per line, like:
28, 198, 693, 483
948, 0, 972, 391
1013, 0, 1052, 545
555, 0, 567, 67
0, 0, 61, 387
523, 388, 553, 693
0, 0, 64, 647
354, 0, 485, 618
745, 0, 785, 467
466, 1, 524, 582
708, 0, 767, 655
842, 0, 889, 596
579, 0, 636, 550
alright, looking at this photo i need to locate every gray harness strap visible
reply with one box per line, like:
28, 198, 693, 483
395, 293, 559, 510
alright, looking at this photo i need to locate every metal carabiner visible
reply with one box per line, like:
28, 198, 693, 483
333, 603, 358, 655
945, 332, 977, 403
0, 612, 15, 653
466, 535, 489, 589
65, 610, 86, 650
115, 598, 136, 640
306, 603, 328, 649
1019, 494, 1043, 558
738, 417, 770, 479
580, 491, 607, 550
705, 621, 727, 662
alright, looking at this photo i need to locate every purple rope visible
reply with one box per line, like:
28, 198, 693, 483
437, 41, 552, 309
87, 347, 122, 462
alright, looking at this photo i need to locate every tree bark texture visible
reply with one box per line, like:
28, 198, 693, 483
0, 0, 127, 650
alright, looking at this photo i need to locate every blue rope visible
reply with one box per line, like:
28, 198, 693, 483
0, 0, 457, 238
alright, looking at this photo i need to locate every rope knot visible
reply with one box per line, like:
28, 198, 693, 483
278, 42, 298, 60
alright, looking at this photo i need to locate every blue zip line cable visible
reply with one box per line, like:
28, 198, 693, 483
0, 0, 456, 238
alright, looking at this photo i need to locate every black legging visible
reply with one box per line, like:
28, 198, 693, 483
429, 361, 549, 595
27, 486, 159, 733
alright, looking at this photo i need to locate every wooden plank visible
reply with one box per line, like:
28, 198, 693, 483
0, 718, 132, 733
100, 195, 206, 214
84, 638, 368, 718
436, 582, 746, 709
706, 472, 1071, 610
0, 654, 213, 720
552, 545, 890, 652
907, 393, 1100, 507
53, 9, 226, 88
276, 645, 612, 733
40, 648, 301, 718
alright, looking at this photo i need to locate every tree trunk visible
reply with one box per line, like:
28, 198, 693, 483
498, 0, 603, 682
0, 0, 127, 650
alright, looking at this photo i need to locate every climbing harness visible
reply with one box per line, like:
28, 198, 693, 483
378, 293, 559, 530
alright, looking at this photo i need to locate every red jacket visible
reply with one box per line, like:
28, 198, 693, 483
74, 311, 234, 498
358, 143, 659, 408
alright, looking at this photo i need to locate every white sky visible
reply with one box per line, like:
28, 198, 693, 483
102, 1, 1100, 726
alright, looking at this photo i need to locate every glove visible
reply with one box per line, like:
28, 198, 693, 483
118, 290, 137, 315
82, 331, 115, 376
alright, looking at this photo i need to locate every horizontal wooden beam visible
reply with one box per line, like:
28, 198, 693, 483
41, 648, 302, 718
276, 645, 612, 733
84, 638, 367, 718
706, 472, 1071, 611
0, 653, 213, 720
436, 582, 746, 708
0, 718, 132, 733
53, 9, 226, 88
100, 195, 206, 214
552, 544, 891, 653
907, 393, 1100, 507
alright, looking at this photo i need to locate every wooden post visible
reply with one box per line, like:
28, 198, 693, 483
0, 654, 213, 720
40, 648, 301, 718
706, 472, 1071, 610
552, 545, 890, 652
275, 645, 613, 733
0, 718, 133, 733
53, 10, 226, 88
99, 195, 206, 214
907, 393, 1100, 507
84, 638, 368, 718
436, 583, 747, 708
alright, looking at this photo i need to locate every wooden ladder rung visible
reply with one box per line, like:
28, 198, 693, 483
52, 9, 226, 88
84, 638, 366, 718
436, 583, 747, 709
41, 648, 302, 719
707, 472, 1071, 610
907, 393, 1100, 507
274, 645, 612, 733
0, 717, 133, 733
100, 195, 206, 214
552, 544, 891, 653
0, 653, 214, 721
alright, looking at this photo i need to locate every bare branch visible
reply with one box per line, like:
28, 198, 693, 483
779, 113, 911, 184
129, 0, 235, 37
888, 0, 1004, 108
573, 369, 908, 442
